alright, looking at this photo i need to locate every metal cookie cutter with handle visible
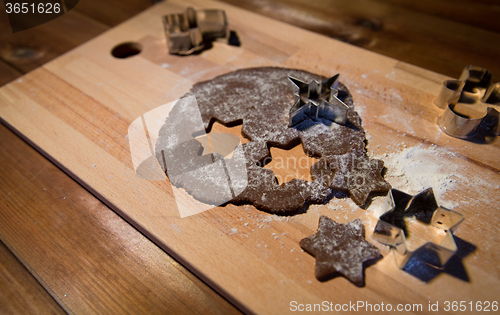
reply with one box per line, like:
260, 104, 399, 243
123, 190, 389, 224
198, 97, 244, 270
434, 65, 500, 139
162, 7, 228, 55
372, 188, 464, 270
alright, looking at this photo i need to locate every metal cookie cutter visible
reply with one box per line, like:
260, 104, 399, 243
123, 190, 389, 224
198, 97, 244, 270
288, 74, 349, 128
163, 7, 228, 55
434, 65, 500, 139
372, 188, 464, 270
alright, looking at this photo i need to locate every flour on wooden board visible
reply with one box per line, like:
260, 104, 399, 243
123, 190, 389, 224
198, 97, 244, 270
372, 144, 499, 209
244, 143, 498, 227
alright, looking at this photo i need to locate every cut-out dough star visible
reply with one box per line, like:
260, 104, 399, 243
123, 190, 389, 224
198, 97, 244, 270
300, 216, 381, 286
311, 143, 391, 205
288, 74, 350, 128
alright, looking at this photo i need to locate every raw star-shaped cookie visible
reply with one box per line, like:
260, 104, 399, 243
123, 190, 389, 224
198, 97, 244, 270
299, 216, 381, 286
311, 143, 391, 205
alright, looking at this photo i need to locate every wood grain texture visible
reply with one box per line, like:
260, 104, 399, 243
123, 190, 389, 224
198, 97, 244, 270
0, 56, 63, 315
0, 1, 240, 313
73, 0, 154, 27
377, 0, 500, 33
0, 61, 21, 87
0, 241, 65, 315
0, 3, 108, 73
1, 1, 498, 313
0, 122, 240, 314
218, 0, 500, 81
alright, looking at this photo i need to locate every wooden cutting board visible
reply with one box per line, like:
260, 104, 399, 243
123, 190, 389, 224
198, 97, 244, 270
1, 0, 499, 313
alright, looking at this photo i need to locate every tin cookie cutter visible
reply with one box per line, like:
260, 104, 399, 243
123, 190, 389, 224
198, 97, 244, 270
372, 188, 464, 270
434, 65, 500, 139
163, 7, 229, 55
288, 74, 349, 128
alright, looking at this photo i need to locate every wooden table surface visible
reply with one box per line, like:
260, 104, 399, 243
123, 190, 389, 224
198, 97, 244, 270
0, 0, 499, 314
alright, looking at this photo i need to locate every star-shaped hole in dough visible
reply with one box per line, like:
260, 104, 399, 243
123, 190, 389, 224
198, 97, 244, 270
261, 144, 318, 185
310, 143, 391, 206
194, 121, 248, 158
300, 216, 381, 286
288, 74, 349, 128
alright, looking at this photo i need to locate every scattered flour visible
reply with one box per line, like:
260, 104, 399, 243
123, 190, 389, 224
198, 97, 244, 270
376, 145, 459, 201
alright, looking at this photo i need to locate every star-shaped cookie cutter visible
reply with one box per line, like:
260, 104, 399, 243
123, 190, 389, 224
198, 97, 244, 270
372, 188, 464, 269
434, 65, 500, 139
288, 74, 349, 128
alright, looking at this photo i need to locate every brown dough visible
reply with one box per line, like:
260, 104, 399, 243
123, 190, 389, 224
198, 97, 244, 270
155, 67, 390, 214
311, 142, 391, 205
299, 216, 381, 286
